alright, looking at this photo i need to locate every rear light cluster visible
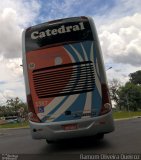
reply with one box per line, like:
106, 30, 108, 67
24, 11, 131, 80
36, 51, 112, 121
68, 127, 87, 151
99, 84, 112, 115
27, 95, 40, 122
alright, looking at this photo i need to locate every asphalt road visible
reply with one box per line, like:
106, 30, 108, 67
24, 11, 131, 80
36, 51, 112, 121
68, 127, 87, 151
0, 118, 141, 160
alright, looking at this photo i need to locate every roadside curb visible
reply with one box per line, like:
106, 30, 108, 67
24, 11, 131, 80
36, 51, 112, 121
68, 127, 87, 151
114, 116, 141, 121
0, 126, 29, 130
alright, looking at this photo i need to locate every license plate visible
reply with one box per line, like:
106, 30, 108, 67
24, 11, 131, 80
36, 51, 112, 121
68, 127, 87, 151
62, 124, 78, 130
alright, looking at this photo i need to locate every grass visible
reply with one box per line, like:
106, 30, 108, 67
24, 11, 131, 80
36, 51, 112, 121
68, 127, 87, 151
113, 111, 141, 119
0, 121, 29, 129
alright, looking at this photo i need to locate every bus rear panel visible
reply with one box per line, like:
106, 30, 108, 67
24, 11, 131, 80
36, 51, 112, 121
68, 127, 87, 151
22, 16, 114, 141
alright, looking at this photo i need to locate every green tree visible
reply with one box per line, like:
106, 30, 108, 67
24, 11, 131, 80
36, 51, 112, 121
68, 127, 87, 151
117, 82, 141, 111
109, 79, 121, 109
129, 70, 141, 85
6, 97, 21, 112
0, 97, 28, 117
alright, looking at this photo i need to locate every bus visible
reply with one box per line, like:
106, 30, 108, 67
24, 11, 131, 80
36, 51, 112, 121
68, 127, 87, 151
22, 16, 114, 143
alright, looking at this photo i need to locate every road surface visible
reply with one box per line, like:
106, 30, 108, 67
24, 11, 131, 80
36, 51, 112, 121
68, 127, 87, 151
0, 118, 141, 160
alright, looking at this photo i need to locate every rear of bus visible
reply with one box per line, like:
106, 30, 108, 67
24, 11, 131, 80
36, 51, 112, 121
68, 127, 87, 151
22, 16, 114, 142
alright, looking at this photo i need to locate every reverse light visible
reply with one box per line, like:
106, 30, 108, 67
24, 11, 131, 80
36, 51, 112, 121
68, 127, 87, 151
104, 103, 111, 110
100, 103, 112, 115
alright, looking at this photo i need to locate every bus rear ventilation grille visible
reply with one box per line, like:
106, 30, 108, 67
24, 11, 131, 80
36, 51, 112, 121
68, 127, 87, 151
32, 61, 95, 98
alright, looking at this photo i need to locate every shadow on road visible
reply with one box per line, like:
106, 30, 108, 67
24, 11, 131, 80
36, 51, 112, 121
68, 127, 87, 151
41, 136, 113, 153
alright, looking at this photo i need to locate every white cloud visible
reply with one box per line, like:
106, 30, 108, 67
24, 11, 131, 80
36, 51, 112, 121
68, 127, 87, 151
0, 59, 25, 100
0, 8, 22, 58
0, 0, 41, 26
0, 0, 40, 102
99, 13, 141, 66
3, 90, 16, 99
106, 64, 140, 83
0, 0, 41, 59
6, 58, 23, 77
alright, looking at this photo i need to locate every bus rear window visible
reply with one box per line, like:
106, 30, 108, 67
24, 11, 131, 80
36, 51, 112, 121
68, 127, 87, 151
25, 20, 93, 52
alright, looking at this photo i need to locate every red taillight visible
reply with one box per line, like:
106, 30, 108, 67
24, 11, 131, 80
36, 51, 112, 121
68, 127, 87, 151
99, 84, 112, 115
27, 95, 40, 122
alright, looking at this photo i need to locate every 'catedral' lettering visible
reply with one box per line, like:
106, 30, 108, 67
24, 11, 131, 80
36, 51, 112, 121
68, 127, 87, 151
31, 22, 85, 40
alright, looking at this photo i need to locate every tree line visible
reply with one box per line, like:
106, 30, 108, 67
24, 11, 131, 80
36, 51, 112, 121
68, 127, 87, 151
109, 70, 141, 111
0, 97, 28, 118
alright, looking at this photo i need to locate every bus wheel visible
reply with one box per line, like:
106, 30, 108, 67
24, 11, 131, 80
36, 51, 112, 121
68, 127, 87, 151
46, 139, 53, 144
96, 133, 104, 140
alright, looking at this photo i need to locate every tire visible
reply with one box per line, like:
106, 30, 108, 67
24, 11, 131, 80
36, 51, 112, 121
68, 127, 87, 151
46, 139, 53, 144
96, 133, 104, 140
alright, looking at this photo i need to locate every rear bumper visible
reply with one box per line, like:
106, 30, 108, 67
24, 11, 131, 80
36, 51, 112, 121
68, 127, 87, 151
29, 111, 115, 141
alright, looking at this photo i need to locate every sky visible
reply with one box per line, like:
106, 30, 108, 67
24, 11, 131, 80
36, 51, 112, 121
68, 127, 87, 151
0, 0, 141, 103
